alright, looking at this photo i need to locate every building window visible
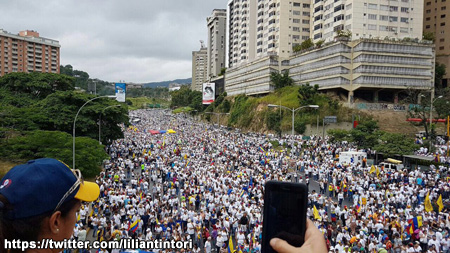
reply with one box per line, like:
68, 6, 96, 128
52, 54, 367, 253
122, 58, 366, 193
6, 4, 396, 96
389, 16, 398, 22
293, 27, 300, 31
345, 14, 352, 20
368, 24, 377, 30
380, 5, 389, 11
441, 14, 446, 18
293, 10, 301, 15
368, 3, 378, 9
293, 2, 301, 6
293, 19, 301, 23
426, 9, 431, 13
380, 15, 389, 21
346, 3, 352, 9
440, 38, 445, 42
401, 17, 409, 23
303, 3, 310, 8
401, 7, 409, 12
400, 27, 408, 33
441, 22, 446, 26
302, 28, 310, 32
302, 19, 310, 24
426, 1, 431, 4
379, 25, 388, 31
368, 14, 377, 20
426, 17, 431, 21
439, 46, 444, 50
442, 6, 446, 10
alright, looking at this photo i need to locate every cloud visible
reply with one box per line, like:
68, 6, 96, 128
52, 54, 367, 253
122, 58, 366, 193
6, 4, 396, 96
0, 0, 227, 82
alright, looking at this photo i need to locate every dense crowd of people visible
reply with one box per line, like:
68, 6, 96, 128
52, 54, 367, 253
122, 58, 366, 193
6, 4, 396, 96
72, 109, 450, 253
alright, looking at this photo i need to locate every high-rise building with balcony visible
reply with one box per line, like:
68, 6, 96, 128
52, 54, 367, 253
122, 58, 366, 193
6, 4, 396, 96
207, 9, 227, 80
227, 0, 311, 68
0, 29, 60, 76
423, 0, 449, 87
310, 0, 424, 43
191, 45, 208, 92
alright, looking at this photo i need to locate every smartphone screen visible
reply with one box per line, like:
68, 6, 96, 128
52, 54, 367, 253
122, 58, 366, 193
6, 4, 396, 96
262, 181, 308, 253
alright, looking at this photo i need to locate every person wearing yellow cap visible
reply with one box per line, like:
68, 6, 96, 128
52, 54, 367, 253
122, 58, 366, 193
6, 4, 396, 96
0, 158, 100, 253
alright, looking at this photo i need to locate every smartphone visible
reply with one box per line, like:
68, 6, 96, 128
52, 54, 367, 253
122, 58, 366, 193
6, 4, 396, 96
262, 181, 308, 253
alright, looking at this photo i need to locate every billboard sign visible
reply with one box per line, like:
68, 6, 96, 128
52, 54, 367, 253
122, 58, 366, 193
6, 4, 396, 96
202, 83, 215, 105
115, 83, 126, 102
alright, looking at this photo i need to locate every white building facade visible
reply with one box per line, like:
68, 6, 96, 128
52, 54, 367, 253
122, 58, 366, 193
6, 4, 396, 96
311, 0, 424, 42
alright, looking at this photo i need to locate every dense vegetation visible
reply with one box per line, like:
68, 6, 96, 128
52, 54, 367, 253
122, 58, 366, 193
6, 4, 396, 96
0, 72, 128, 177
60, 64, 114, 95
328, 120, 419, 156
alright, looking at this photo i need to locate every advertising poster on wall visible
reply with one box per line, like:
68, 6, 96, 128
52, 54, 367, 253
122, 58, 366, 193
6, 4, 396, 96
115, 83, 126, 102
202, 83, 215, 105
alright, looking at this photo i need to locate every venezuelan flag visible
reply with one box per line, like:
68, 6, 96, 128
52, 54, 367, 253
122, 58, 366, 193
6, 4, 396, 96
228, 236, 235, 253
239, 190, 245, 198
258, 146, 265, 153
356, 203, 361, 213
408, 216, 423, 233
128, 219, 139, 233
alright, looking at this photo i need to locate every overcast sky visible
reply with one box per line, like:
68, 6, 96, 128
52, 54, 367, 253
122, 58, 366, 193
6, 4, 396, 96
0, 0, 227, 83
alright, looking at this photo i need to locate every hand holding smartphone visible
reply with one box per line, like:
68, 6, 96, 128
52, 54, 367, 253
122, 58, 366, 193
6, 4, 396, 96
261, 181, 308, 253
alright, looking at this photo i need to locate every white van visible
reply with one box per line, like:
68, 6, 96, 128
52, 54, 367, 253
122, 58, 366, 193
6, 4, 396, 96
378, 158, 404, 170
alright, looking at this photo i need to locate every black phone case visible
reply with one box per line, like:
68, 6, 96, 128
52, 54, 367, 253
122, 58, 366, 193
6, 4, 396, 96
261, 180, 308, 253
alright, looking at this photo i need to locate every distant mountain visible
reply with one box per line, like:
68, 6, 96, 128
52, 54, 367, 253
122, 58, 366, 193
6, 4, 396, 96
143, 78, 191, 88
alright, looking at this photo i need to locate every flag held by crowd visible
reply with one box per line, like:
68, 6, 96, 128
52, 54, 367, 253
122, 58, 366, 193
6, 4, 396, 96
424, 192, 434, 212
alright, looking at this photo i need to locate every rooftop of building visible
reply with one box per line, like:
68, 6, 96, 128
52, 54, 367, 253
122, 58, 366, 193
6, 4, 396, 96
0, 29, 60, 47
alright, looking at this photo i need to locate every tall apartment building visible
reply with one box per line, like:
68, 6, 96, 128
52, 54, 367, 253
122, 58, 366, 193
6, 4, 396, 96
191, 45, 208, 92
227, 0, 311, 68
207, 9, 227, 80
0, 29, 60, 76
311, 0, 423, 43
423, 0, 449, 87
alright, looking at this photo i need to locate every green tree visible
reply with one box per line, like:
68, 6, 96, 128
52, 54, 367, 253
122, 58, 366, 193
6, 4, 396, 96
294, 118, 306, 134
270, 70, 294, 90
315, 40, 325, 48
350, 120, 380, 149
37, 91, 129, 144
374, 132, 419, 156
404, 89, 432, 138
328, 129, 351, 142
435, 63, 447, 90
423, 32, 435, 42
0, 130, 108, 178
293, 38, 314, 52
0, 72, 75, 98
297, 83, 319, 106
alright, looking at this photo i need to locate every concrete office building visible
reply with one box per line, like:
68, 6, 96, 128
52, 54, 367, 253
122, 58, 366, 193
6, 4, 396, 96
289, 39, 435, 104
0, 29, 60, 76
227, 0, 311, 68
207, 9, 227, 80
191, 45, 208, 92
311, 0, 423, 43
423, 0, 449, 87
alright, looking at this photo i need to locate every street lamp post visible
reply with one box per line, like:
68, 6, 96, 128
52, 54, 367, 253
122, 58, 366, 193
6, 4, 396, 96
268, 104, 319, 135
99, 104, 121, 144
428, 94, 443, 151
73, 95, 116, 170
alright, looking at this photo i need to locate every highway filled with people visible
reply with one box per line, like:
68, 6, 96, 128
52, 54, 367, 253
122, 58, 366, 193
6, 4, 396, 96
74, 109, 450, 253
